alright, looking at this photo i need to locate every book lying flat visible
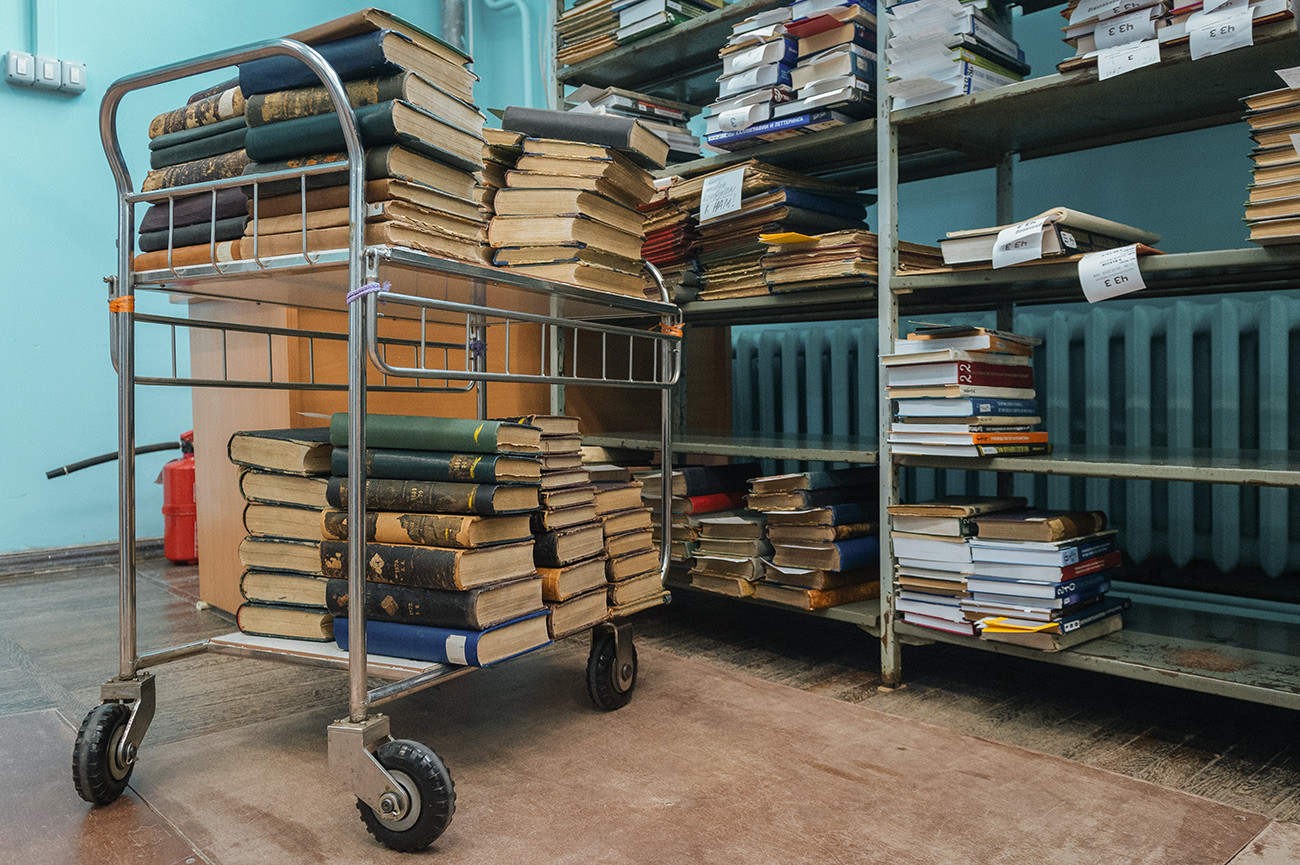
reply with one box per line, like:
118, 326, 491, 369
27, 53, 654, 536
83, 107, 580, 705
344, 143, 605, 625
319, 539, 537, 590
546, 587, 610, 639
238, 469, 330, 508
237, 603, 333, 641
334, 611, 552, 667
940, 207, 1161, 266
329, 413, 541, 454
324, 575, 543, 630
240, 570, 330, 607
320, 510, 532, 548
539, 555, 609, 602
243, 503, 328, 542
325, 477, 539, 516
753, 578, 880, 610
980, 612, 1122, 651
972, 510, 1107, 543
330, 448, 540, 484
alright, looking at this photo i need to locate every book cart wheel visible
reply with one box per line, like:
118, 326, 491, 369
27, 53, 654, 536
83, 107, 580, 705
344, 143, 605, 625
357, 739, 456, 852
587, 625, 637, 711
72, 703, 135, 805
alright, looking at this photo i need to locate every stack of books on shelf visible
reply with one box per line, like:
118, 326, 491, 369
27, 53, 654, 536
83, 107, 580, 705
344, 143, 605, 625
965, 510, 1127, 651
643, 462, 761, 567
688, 514, 771, 596
615, 0, 723, 43
672, 161, 870, 300
884, 324, 1050, 458
134, 79, 251, 270
480, 128, 525, 219
889, 495, 1025, 635
884, 0, 1027, 110
641, 188, 701, 301
236, 12, 488, 264
704, 8, 797, 148
593, 469, 667, 616
936, 207, 1161, 270
1243, 86, 1300, 245
567, 84, 701, 163
229, 427, 335, 642
489, 106, 665, 296
1056, 0, 1293, 72
777, 0, 877, 119
324, 413, 551, 667
759, 229, 943, 292
747, 468, 882, 609
556, 0, 619, 66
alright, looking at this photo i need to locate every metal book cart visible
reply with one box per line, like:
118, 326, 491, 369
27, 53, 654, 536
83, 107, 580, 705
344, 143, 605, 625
79, 39, 682, 851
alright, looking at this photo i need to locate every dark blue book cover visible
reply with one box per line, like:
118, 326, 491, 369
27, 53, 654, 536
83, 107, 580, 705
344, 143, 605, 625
334, 610, 551, 667
818, 502, 873, 525
969, 569, 1111, 599
830, 535, 879, 570
778, 188, 868, 220
1059, 595, 1128, 633
239, 31, 402, 97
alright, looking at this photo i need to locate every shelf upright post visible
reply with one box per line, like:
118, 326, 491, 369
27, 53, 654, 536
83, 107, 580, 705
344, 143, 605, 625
876, 1, 903, 687
995, 152, 1016, 498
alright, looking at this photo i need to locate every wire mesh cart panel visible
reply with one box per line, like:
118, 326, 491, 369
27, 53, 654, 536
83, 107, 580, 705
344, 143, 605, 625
78, 38, 682, 851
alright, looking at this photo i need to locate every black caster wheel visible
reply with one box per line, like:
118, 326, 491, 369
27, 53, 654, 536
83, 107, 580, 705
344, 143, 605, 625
72, 703, 135, 805
357, 739, 456, 852
587, 628, 637, 711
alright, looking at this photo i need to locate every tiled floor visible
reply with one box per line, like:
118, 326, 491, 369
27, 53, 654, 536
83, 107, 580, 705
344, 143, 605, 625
3, 554, 1298, 863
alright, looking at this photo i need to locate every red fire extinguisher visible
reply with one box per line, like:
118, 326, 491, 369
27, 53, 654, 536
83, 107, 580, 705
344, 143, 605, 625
161, 431, 198, 565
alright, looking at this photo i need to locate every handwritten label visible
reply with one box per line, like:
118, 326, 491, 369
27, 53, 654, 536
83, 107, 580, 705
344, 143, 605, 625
716, 106, 757, 132
991, 217, 1047, 269
1277, 65, 1300, 88
1203, 0, 1245, 13
1079, 244, 1147, 302
1092, 7, 1157, 49
1069, 0, 1147, 25
1188, 4, 1253, 61
1096, 39, 1160, 80
699, 167, 746, 223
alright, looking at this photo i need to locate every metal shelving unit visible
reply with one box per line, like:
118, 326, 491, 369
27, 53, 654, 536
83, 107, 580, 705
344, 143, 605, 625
82, 39, 684, 850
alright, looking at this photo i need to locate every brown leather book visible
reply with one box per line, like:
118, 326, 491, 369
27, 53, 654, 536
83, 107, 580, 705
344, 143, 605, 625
140, 149, 250, 192
148, 86, 245, 139
972, 510, 1107, 543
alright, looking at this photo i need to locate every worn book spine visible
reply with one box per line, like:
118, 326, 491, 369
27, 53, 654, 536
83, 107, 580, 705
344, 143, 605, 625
501, 105, 658, 168
325, 577, 491, 629
330, 447, 525, 483
141, 150, 251, 193
139, 188, 249, 234
325, 477, 511, 516
334, 612, 550, 667
320, 539, 469, 589
148, 86, 246, 138
321, 509, 481, 547
238, 31, 397, 97
246, 74, 408, 126
679, 462, 762, 496
330, 413, 515, 454
149, 125, 249, 170
137, 216, 248, 252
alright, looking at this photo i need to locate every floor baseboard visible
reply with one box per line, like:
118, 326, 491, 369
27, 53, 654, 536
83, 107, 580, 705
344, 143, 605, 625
0, 538, 165, 577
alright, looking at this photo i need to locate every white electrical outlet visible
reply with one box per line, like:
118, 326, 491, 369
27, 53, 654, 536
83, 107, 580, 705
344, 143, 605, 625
33, 55, 60, 89
4, 50, 34, 85
60, 60, 85, 93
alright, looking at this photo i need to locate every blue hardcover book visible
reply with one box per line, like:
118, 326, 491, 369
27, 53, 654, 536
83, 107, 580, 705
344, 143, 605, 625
893, 397, 1040, 417
240, 31, 406, 97
334, 610, 551, 667
1058, 595, 1128, 633
705, 108, 852, 147
971, 579, 1111, 609
966, 570, 1111, 600
768, 501, 873, 527
827, 535, 880, 570
778, 187, 869, 221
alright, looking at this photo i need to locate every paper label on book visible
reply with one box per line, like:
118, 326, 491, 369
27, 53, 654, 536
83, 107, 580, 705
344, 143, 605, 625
699, 167, 746, 223
1069, 0, 1149, 25
1096, 39, 1160, 80
1078, 244, 1147, 302
1203, 0, 1246, 13
729, 43, 770, 72
1092, 8, 1158, 49
990, 217, 1047, 269
715, 106, 758, 133
1277, 65, 1300, 88
445, 634, 468, 665
1187, 4, 1253, 61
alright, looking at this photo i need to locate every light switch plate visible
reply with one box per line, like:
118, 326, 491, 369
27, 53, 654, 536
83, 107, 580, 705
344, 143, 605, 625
60, 60, 85, 93
33, 55, 61, 89
4, 50, 34, 85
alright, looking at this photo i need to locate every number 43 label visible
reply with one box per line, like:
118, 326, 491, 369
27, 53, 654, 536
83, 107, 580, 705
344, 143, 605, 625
1079, 244, 1147, 302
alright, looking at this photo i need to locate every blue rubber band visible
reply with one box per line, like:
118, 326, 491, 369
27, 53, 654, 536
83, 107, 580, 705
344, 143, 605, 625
347, 281, 390, 304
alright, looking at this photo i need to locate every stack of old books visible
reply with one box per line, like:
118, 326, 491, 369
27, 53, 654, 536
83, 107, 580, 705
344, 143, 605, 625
229, 427, 335, 642
772, 0, 877, 120
133, 79, 251, 271
480, 127, 525, 220
643, 462, 761, 570
556, 0, 619, 66
615, 0, 723, 43
884, 324, 1051, 458
133, 10, 492, 271
889, 496, 1026, 636
937, 207, 1161, 270
965, 509, 1127, 651
1244, 87, 1300, 245
594, 472, 666, 616
759, 229, 943, 292
324, 413, 551, 667
885, 0, 1027, 110
566, 84, 701, 164
488, 106, 667, 296
746, 468, 880, 610
704, 7, 795, 148
670, 161, 869, 300
1054, 0, 1169, 72
641, 191, 700, 301
688, 514, 770, 597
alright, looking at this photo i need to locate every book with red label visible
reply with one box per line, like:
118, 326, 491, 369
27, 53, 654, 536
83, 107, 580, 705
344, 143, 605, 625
889, 430, 1049, 445
884, 361, 1034, 389
967, 550, 1121, 583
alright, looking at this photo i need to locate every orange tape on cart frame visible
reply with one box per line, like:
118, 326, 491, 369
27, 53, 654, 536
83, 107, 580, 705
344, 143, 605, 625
108, 296, 135, 313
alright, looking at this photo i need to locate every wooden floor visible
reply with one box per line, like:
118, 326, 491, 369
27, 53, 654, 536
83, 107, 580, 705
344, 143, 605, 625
5, 553, 1299, 827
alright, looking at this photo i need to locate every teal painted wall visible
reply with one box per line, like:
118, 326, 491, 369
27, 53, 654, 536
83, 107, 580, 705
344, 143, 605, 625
0, 0, 544, 553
